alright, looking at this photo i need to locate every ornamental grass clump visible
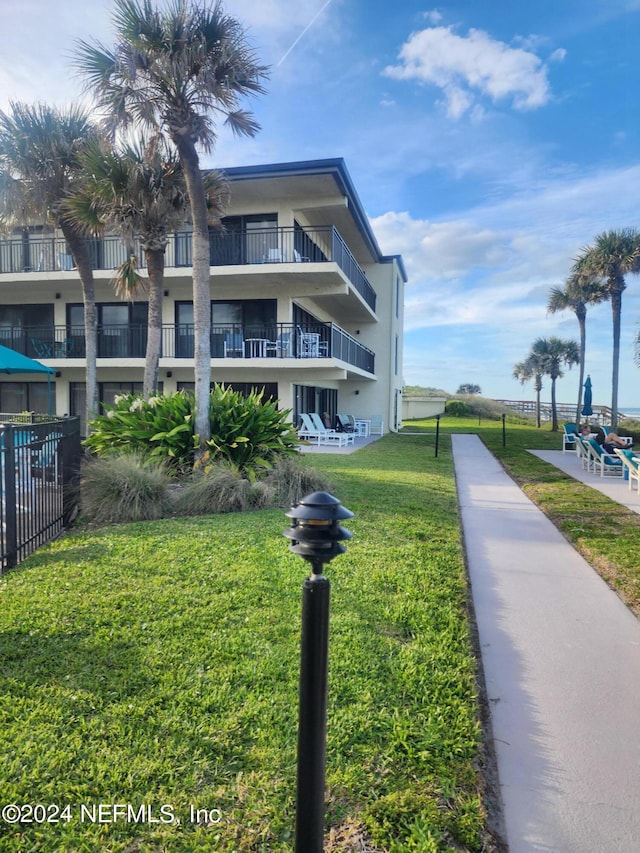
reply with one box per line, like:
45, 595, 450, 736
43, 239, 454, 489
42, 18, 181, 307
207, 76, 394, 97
80, 452, 172, 524
172, 464, 253, 515
261, 455, 333, 506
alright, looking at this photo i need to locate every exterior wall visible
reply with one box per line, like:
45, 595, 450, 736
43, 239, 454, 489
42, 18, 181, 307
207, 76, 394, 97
402, 396, 447, 420
0, 160, 407, 433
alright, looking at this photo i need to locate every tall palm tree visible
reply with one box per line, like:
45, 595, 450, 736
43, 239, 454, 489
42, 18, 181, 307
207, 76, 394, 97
65, 135, 228, 396
547, 271, 607, 425
573, 228, 640, 429
513, 355, 544, 427
74, 0, 269, 448
530, 337, 580, 431
0, 101, 100, 430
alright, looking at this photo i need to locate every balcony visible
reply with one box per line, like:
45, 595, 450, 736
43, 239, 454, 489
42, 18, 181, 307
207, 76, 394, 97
2, 323, 375, 374
0, 225, 377, 312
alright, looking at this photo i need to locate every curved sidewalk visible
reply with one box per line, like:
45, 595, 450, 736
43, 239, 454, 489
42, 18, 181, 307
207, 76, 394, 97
452, 434, 640, 853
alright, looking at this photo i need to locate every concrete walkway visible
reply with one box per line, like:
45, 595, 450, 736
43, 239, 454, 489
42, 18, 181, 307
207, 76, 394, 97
452, 434, 640, 853
529, 448, 640, 514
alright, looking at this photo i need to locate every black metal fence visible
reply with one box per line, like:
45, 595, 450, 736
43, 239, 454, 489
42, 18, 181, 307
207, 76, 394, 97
0, 416, 81, 571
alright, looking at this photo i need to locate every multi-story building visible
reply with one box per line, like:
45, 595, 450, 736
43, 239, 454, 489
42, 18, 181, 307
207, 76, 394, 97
0, 158, 406, 435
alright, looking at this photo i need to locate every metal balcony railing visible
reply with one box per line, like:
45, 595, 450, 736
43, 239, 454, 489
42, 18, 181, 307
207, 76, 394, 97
2, 323, 375, 374
0, 225, 377, 312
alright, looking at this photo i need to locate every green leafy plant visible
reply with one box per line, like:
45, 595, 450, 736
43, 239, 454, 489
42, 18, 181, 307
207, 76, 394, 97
200, 385, 300, 478
84, 387, 301, 479
444, 400, 471, 417
84, 390, 197, 473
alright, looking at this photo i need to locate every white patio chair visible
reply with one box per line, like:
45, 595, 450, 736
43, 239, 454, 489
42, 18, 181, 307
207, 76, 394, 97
584, 438, 623, 477
369, 415, 384, 435
614, 449, 640, 492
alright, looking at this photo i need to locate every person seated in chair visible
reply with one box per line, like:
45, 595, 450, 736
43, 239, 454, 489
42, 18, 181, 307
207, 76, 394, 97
595, 428, 633, 454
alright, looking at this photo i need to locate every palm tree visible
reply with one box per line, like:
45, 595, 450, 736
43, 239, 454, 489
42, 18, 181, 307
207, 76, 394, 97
74, 0, 269, 448
65, 135, 228, 396
513, 355, 544, 427
531, 337, 580, 431
0, 101, 100, 429
573, 228, 640, 429
547, 271, 607, 425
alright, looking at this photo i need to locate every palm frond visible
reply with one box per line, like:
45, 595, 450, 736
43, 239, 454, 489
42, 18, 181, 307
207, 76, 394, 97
114, 253, 148, 300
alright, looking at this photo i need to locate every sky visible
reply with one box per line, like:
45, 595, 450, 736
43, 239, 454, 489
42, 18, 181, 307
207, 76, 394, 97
1, 0, 640, 408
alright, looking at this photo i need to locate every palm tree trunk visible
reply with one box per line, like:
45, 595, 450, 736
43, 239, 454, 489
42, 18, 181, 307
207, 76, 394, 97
575, 308, 586, 426
175, 137, 211, 451
551, 376, 558, 431
610, 288, 622, 430
144, 248, 164, 396
62, 225, 98, 432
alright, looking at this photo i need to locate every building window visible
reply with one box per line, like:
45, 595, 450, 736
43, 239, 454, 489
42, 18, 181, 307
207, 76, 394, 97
0, 381, 54, 415
67, 302, 148, 358
175, 300, 278, 358
69, 381, 158, 436
0, 304, 54, 358
178, 381, 278, 402
100, 381, 146, 410
69, 382, 86, 436
292, 385, 337, 429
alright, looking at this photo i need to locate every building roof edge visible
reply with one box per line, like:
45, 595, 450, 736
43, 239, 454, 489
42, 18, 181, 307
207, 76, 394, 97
221, 158, 390, 264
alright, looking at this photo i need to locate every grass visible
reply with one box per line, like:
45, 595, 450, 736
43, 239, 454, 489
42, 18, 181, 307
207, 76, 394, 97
406, 415, 640, 616
0, 433, 492, 852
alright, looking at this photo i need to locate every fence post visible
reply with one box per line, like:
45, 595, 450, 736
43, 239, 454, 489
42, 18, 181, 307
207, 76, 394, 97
2, 427, 18, 571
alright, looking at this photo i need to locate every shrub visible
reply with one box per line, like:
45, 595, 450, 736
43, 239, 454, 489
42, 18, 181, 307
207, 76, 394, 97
80, 452, 172, 524
449, 394, 535, 424
445, 399, 471, 417
84, 386, 301, 478
201, 385, 300, 477
84, 391, 197, 473
618, 417, 640, 444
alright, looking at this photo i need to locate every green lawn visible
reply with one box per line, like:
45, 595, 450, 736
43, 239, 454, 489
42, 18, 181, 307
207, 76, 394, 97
0, 433, 492, 852
406, 415, 640, 616
5, 418, 634, 852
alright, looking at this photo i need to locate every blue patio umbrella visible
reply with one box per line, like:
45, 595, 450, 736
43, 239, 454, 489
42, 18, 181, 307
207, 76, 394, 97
581, 375, 593, 417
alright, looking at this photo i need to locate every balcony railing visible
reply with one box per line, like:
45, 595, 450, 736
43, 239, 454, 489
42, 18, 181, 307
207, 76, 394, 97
0, 225, 377, 312
1, 323, 375, 374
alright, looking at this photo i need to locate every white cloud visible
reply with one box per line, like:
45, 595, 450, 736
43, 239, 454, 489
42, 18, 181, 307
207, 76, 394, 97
384, 25, 554, 117
382, 190, 640, 393
372, 212, 507, 281
549, 48, 567, 62
422, 9, 444, 25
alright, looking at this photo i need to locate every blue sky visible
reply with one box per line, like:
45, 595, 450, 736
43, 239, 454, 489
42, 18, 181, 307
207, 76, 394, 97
1, 0, 640, 407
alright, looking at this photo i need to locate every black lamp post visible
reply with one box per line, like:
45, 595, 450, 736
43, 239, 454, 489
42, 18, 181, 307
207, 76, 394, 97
435, 413, 441, 457
502, 412, 506, 447
284, 491, 354, 853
